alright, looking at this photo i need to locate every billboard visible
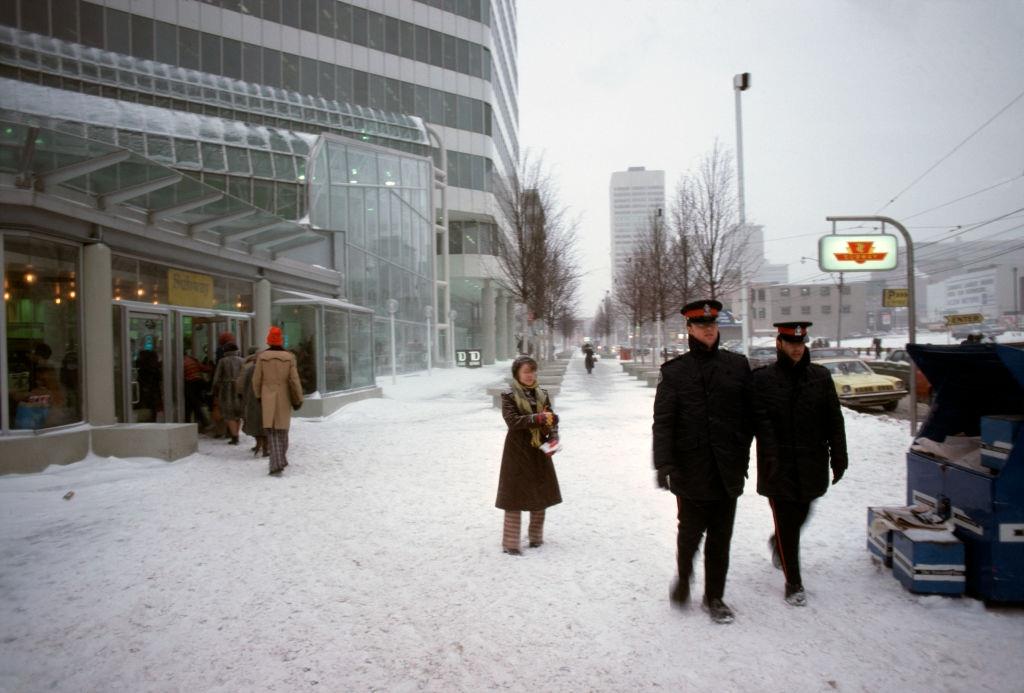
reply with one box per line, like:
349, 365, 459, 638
818, 234, 899, 272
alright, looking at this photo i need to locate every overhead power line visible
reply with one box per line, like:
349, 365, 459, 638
875, 86, 1024, 214
902, 173, 1024, 221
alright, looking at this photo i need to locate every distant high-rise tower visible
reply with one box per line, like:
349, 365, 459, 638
609, 167, 665, 283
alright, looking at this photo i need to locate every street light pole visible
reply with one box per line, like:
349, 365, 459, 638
734, 72, 751, 355
386, 298, 398, 385
424, 305, 433, 375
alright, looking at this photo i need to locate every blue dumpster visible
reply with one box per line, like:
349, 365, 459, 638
906, 344, 1024, 602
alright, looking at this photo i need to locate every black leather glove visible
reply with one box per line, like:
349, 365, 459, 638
292, 402, 302, 411
656, 466, 674, 490
832, 467, 845, 485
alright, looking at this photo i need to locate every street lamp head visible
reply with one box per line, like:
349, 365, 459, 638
386, 298, 399, 315
424, 305, 433, 318
733, 72, 751, 91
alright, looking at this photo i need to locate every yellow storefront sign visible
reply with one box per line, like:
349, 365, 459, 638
944, 313, 984, 326
168, 269, 215, 308
882, 288, 908, 308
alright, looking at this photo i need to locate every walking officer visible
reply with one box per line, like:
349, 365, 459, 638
752, 321, 848, 606
652, 299, 753, 624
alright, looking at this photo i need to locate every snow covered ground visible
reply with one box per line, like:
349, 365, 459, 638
1, 354, 1022, 692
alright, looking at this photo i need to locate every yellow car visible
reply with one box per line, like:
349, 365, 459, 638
817, 357, 908, 412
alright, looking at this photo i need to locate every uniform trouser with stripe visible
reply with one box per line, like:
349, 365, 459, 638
503, 509, 545, 550
264, 428, 289, 473
769, 498, 812, 588
676, 497, 737, 600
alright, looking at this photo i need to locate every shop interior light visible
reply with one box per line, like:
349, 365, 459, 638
25, 272, 36, 284
137, 287, 145, 297
69, 290, 76, 299
55, 296, 62, 304
3, 291, 9, 301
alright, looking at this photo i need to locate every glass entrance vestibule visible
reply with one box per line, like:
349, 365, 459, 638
112, 302, 252, 426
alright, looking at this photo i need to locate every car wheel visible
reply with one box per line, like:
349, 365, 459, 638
882, 400, 898, 412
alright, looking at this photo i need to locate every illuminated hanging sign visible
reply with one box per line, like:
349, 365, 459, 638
818, 234, 899, 272
168, 269, 215, 308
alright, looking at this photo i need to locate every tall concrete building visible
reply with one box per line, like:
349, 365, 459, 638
0, 0, 518, 469
609, 166, 664, 283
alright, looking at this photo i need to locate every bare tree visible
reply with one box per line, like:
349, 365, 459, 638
635, 208, 681, 355
671, 140, 756, 301
614, 255, 649, 360
492, 153, 581, 359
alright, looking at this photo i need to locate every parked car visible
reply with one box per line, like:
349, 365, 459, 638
748, 346, 777, 369
870, 349, 932, 401
817, 357, 908, 412
810, 347, 859, 360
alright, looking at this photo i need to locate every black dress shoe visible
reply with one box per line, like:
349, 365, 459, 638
670, 579, 691, 607
528, 541, 543, 548
785, 583, 807, 606
502, 548, 522, 556
702, 597, 735, 624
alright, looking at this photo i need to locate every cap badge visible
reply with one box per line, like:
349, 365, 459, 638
703, 303, 712, 316
794, 326, 803, 336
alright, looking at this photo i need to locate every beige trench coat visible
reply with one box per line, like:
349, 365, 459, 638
252, 348, 303, 430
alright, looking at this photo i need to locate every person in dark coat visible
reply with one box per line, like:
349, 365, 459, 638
236, 347, 266, 457
752, 321, 848, 607
495, 355, 562, 555
583, 344, 596, 374
652, 299, 752, 624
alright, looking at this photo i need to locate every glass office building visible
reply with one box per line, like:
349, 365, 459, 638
0, 0, 518, 471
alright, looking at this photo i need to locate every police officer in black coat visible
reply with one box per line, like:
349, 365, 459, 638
752, 321, 848, 607
653, 299, 753, 624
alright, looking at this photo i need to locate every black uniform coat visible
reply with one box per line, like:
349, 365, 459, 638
495, 388, 562, 511
652, 335, 753, 500
752, 348, 848, 500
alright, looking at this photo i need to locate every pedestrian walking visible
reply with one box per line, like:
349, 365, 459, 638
252, 327, 304, 476
495, 355, 562, 555
212, 340, 245, 445
235, 346, 266, 457
652, 299, 752, 624
183, 350, 211, 431
584, 344, 596, 375
752, 321, 848, 607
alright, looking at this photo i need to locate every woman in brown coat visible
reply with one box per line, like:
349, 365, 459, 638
495, 355, 562, 555
252, 326, 303, 475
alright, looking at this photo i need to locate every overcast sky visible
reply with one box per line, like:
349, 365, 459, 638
517, 0, 1024, 313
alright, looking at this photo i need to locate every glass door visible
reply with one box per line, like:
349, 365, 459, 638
120, 310, 170, 423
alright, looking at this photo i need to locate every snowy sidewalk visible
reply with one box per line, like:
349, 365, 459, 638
1, 355, 1022, 692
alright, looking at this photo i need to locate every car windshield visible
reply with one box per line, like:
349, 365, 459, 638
823, 360, 873, 375
751, 347, 775, 356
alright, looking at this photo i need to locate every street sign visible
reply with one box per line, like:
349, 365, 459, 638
944, 313, 984, 326
882, 288, 909, 308
818, 234, 899, 272
455, 349, 482, 367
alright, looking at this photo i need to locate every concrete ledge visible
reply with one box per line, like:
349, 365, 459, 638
92, 423, 197, 461
0, 428, 91, 474
645, 373, 661, 387
296, 386, 383, 418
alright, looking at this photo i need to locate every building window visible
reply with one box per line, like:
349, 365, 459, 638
757, 308, 766, 319
820, 286, 831, 296
801, 305, 811, 315
780, 288, 790, 297
800, 287, 811, 296
3, 235, 83, 431
757, 288, 765, 301
841, 285, 852, 295
821, 305, 832, 314
841, 304, 852, 314
780, 306, 792, 316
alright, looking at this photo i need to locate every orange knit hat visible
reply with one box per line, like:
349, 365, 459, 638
266, 326, 284, 346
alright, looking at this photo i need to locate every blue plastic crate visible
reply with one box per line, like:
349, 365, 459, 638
892, 530, 965, 595
867, 507, 894, 567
